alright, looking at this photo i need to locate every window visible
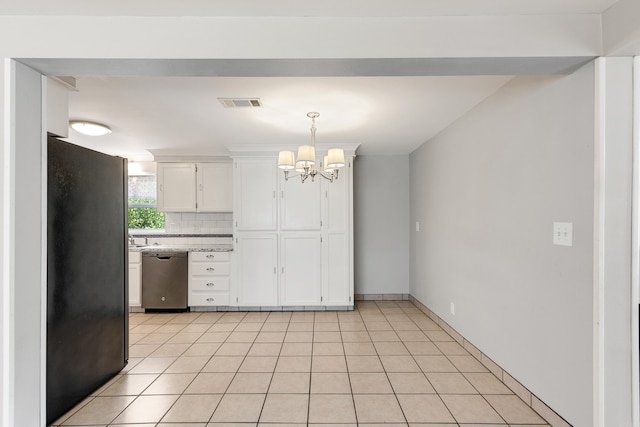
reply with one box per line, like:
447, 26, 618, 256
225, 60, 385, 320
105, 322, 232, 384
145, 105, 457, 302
128, 175, 165, 229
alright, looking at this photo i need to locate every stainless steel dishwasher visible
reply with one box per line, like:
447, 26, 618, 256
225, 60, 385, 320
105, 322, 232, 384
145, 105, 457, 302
141, 251, 188, 310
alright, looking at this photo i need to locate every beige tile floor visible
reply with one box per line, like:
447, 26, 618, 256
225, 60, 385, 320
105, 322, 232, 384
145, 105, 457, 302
51, 300, 550, 426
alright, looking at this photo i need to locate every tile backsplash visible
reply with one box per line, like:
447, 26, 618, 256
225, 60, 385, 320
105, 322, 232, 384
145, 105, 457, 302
164, 212, 233, 234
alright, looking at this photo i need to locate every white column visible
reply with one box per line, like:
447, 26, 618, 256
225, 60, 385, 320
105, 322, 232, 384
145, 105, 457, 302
593, 56, 635, 427
2, 60, 46, 427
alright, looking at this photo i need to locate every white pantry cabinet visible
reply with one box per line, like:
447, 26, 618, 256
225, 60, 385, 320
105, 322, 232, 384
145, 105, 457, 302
233, 158, 278, 231
231, 153, 355, 309
234, 234, 278, 306
128, 251, 141, 307
156, 162, 232, 212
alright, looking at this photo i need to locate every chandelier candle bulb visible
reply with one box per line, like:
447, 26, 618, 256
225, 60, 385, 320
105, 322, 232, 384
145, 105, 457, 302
278, 151, 295, 170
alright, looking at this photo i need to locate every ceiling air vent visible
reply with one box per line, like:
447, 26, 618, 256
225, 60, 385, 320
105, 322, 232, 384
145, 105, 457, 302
218, 98, 262, 108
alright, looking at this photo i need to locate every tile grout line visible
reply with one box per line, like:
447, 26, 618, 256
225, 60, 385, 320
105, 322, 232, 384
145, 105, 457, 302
408, 297, 556, 426
201, 311, 247, 425
341, 307, 359, 426
254, 311, 293, 424
380, 300, 431, 425
108, 311, 203, 426
398, 301, 485, 424
307, 310, 315, 426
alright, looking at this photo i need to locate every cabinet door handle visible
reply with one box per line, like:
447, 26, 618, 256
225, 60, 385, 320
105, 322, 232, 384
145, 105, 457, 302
206, 267, 215, 272
206, 282, 215, 287
206, 254, 215, 259
206, 297, 215, 302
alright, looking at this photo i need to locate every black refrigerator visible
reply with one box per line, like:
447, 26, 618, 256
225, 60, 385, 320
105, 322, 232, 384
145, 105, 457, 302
47, 137, 128, 425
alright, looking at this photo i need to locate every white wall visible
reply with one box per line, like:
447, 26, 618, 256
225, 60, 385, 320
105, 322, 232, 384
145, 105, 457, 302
409, 64, 595, 426
354, 155, 410, 295
603, 0, 640, 55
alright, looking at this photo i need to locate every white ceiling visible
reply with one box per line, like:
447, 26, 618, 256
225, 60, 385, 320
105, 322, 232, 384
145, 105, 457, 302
66, 75, 514, 161
34, 0, 618, 162
0, 0, 620, 16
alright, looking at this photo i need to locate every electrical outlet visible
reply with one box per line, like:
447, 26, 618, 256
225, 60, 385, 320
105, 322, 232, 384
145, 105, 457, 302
553, 222, 573, 247
416, 221, 420, 232
450, 302, 455, 315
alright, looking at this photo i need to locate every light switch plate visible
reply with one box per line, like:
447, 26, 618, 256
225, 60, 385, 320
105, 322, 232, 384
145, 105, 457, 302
553, 222, 573, 246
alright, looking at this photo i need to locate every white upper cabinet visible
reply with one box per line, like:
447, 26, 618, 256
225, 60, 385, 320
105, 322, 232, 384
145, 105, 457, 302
156, 162, 232, 212
322, 160, 350, 232
234, 158, 278, 231
157, 163, 197, 212
197, 163, 233, 212
280, 173, 321, 230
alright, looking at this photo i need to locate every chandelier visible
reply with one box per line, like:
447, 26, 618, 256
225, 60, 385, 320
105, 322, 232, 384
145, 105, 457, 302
277, 112, 345, 183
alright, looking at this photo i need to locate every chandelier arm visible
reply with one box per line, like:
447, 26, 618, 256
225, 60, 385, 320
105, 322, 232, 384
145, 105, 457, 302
316, 170, 338, 182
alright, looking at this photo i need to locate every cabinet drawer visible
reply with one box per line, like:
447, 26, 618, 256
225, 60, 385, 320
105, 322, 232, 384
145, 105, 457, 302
129, 251, 141, 263
191, 262, 230, 276
191, 277, 230, 291
190, 251, 230, 262
190, 292, 230, 306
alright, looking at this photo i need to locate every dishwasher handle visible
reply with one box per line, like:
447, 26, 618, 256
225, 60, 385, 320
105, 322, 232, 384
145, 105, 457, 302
142, 252, 187, 259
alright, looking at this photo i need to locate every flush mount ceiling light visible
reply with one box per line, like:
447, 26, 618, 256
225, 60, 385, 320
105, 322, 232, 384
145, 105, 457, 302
278, 112, 345, 183
69, 120, 112, 136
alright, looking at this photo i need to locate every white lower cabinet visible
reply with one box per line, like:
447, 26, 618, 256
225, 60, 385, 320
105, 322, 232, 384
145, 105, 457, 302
188, 251, 231, 307
128, 251, 141, 307
235, 234, 278, 306
280, 234, 322, 306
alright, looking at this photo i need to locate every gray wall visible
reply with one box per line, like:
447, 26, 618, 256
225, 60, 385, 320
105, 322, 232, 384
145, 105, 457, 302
409, 64, 594, 426
354, 155, 410, 295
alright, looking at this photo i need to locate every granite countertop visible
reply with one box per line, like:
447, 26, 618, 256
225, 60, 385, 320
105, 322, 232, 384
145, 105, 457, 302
129, 244, 233, 253
129, 233, 233, 238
